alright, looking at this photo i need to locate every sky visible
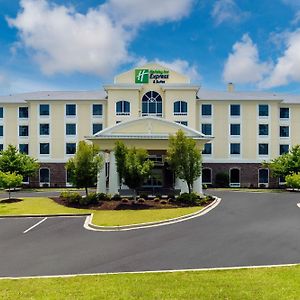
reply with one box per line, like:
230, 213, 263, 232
1, 0, 300, 95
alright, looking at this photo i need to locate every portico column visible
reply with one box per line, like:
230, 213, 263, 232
175, 177, 189, 194
108, 151, 119, 195
193, 175, 203, 194
97, 151, 106, 194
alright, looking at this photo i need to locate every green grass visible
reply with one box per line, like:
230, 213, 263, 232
0, 266, 299, 299
0, 197, 201, 226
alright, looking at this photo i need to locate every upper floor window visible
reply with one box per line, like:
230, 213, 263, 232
19, 144, 29, 155
40, 124, 50, 136
202, 143, 212, 155
0, 126, 3, 137
280, 107, 289, 119
230, 124, 240, 136
19, 107, 28, 118
0, 107, 3, 118
116, 101, 130, 115
201, 104, 212, 116
142, 91, 162, 117
19, 125, 29, 137
40, 104, 50, 116
93, 123, 103, 134
66, 143, 76, 155
259, 143, 268, 155
230, 143, 240, 155
280, 144, 289, 155
40, 143, 50, 155
202, 123, 212, 135
66, 104, 76, 116
66, 124, 76, 135
93, 104, 103, 116
280, 126, 289, 137
259, 104, 269, 117
174, 101, 187, 115
230, 104, 240, 116
259, 124, 269, 136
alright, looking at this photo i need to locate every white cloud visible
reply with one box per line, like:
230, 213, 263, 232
211, 0, 249, 26
0, 73, 10, 89
282, 0, 300, 7
223, 34, 271, 84
261, 30, 300, 88
7, 0, 195, 77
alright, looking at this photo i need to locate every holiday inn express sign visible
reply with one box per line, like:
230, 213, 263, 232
135, 69, 170, 84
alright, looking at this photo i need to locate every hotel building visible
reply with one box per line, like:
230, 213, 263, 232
0, 63, 298, 192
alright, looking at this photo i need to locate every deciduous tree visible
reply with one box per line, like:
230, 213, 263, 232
0, 171, 23, 199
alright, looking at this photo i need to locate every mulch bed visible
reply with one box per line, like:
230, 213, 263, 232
51, 197, 211, 210
0, 198, 23, 204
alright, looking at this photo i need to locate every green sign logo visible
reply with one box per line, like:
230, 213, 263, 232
135, 69, 149, 84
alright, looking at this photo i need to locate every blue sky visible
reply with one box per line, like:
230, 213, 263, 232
1, 0, 300, 95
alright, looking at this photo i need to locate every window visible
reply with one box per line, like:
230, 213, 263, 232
230, 168, 240, 186
230, 104, 240, 116
116, 101, 130, 115
201, 104, 212, 116
174, 101, 187, 115
93, 104, 103, 116
19, 144, 29, 154
93, 123, 103, 134
66, 104, 76, 116
40, 104, 50, 116
40, 143, 50, 155
202, 143, 212, 154
40, 124, 50, 136
280, 144, 289, 155
259, 124, 269, 136
66, 124, 76, 135
39, 168, 50, 184
202, 168, 212, 184
230, 143, 240, 155
66, 143, 76, 155
0, 126, 3, 137
0, 144, 3, 151
258, 169, 269, 184
175, 121, 188, 126
0, 107, 3, 118
280, 107, 289, 119
280, 126, 289, 137
19, 125, 29, 137
142, 91, 162, 116
19, 107, 28, 118
259, 104, 269, 117
202, 123, 212, 135
259, 143, 268, 155
230, 124, 240, 136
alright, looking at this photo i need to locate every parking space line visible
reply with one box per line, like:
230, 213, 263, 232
23, 217, 48, 234
297, 203, 300, 208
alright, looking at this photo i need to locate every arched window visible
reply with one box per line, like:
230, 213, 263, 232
202, 168, 212, 184
39, 168, 50, 187
116, 101, 130, 115
142, 91, 162, 117
230, 168, 240, 187
174, 101, 187, 115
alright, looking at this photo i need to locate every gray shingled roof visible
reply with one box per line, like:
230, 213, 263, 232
0, 90, 107, 103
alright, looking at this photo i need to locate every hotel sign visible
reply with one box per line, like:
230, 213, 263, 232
135, 69, 169, 84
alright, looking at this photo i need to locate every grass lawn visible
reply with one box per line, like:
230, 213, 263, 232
0, 266, 299, 299
0, 197, 201, 226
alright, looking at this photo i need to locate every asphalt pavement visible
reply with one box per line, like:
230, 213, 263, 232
0, 190, 299, 277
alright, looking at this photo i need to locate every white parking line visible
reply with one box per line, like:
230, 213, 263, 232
23, 217, 47, 234
297, 203, 300, 208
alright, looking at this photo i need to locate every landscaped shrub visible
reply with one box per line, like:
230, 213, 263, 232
215, 172, 229, 187
176, 192, 199, 206
111, 194, 122, 201
121, 198, 129, 203
137, 198, 145, 203
139, 193, 148, 200
202, 184, 208, 189
154, 197, 160, 203
285, 172, 300, 189
81, 193, 98, 206
160, 200, 168, 205
60, 191, 82, 205
96, 193, 111, 201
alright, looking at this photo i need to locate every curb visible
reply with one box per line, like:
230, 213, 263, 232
84, 196, 221, 232
0, 213, 90, 219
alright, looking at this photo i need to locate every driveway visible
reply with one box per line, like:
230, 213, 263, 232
0, 190, 299, 277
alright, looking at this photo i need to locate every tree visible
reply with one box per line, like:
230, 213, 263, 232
0, 171, 23, 199
0, 145, 39, 178
114, 141, 128, 189
264, 145, 300, 178
66, 141, 104, 196
167, 130, 202, 194
115, 142, 154, 200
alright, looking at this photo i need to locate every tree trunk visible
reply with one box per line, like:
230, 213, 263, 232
8, 188, 11, 200
187, 183, 191, 194
85, 186, 89, 196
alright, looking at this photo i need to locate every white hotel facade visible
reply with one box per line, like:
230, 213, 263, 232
0, 63, 298, 192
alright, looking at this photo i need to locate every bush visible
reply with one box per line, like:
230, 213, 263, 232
215, 172, 229, 187
121, 198, 129, 203
96, 193, 110, 201
160, 200, 168, 205
202, 184, 208, 189
60, 191, 82, 205
111, 194, 122, 201
176, 192, 199, 206
139, 193, 148, 200
285, 172, 300, 189
167, 193, 175, 200
154, 197, 160, 203
82, 193, 98, 206
137, 198, 145, 203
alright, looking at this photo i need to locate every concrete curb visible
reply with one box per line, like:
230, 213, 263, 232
0, 213, 90, 219
84, 196, 221, 232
